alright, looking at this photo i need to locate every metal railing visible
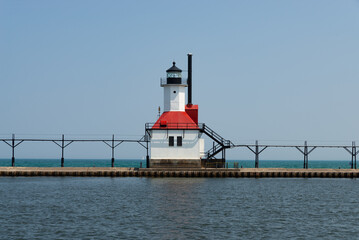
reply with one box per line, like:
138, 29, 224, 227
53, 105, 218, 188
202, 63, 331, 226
1, 134, 149, 168
146, 122, 203, 130
201, 125, 234, 147
160, 78, 188, 86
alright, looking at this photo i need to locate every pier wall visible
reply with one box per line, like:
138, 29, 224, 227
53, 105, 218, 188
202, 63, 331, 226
1, 167, 359, 178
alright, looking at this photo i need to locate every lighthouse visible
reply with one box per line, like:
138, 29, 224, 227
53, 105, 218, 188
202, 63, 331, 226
146, 54, 205, 168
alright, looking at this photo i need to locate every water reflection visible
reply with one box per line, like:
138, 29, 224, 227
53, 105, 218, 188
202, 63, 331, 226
146, 178, 207, 238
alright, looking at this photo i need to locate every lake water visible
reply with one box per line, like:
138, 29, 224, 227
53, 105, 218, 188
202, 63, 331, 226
0, 159, 355, 169
0, 177, 358, 239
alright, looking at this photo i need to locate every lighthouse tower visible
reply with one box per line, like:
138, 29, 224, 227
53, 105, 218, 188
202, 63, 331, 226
147, 55, 204, 168
163, 62, 186, 112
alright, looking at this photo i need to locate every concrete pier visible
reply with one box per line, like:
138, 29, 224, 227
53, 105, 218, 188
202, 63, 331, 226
0, 167, 359, 178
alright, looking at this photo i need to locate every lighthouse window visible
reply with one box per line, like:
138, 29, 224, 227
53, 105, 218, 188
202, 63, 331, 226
173, 91, 176, 93
177, 136, 182, 146
169, 136, 174, 146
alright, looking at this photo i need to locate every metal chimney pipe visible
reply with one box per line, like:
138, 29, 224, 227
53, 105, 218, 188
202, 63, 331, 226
187, 53, 192, 105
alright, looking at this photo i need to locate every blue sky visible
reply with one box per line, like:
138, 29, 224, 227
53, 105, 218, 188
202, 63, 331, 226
1, 0, 359, 160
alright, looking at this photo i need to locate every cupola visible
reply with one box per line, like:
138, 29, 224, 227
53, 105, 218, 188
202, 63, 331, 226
166, 62, 183, 84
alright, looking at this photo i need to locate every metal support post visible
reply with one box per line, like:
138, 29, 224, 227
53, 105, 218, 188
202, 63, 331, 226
138, 132, 150, 168
12, 134, 15, 167
103, 135, 123, 168
295, 141, 316, 169
246, 140, 267, 168
304, 141, 308, 169
353, 141, 357, 169
61, 135, 65, 167
52, 135, 73, 167
255, 140, 259, 168
355, 142, 357, 169
351, 141, 354, 169
213, 142, 215, 156
111, 135, 115, 167
2, 134, 24, 167
344, 141, 358, 169
146, 138, 149, 168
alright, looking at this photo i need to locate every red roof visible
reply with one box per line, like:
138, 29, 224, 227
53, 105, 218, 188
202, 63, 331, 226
151, 111, 199, 129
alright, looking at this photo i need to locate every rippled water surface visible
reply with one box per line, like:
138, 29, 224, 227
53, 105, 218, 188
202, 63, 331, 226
1, 177, 359, 239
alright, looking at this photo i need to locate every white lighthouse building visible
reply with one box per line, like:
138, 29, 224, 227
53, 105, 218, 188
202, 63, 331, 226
146, 56, 204, 168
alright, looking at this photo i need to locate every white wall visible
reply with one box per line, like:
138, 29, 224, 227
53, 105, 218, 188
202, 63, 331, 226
199, 138, 205, 158
163, 85, 186, 112
150, 130, 203, 160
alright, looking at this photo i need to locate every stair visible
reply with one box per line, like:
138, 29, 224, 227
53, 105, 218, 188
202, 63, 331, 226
206, 142, 224, 159
200, 124, 234, 163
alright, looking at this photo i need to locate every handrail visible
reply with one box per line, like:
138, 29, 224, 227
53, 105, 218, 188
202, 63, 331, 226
160, 77, 188, 86
205, 142, 223, 159
146, 122, 203, 129
202, 125, 233, 147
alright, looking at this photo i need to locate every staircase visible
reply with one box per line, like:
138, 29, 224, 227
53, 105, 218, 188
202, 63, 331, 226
200, 124, 234, 167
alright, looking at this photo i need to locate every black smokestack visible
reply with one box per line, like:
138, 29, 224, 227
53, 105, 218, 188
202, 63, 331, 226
187, 53, 192, 105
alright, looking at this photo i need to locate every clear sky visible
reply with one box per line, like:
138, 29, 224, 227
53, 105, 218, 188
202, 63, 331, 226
1, 0, 359, 160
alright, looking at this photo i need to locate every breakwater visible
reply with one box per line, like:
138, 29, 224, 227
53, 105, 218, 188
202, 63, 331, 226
1, 167, 359, 178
